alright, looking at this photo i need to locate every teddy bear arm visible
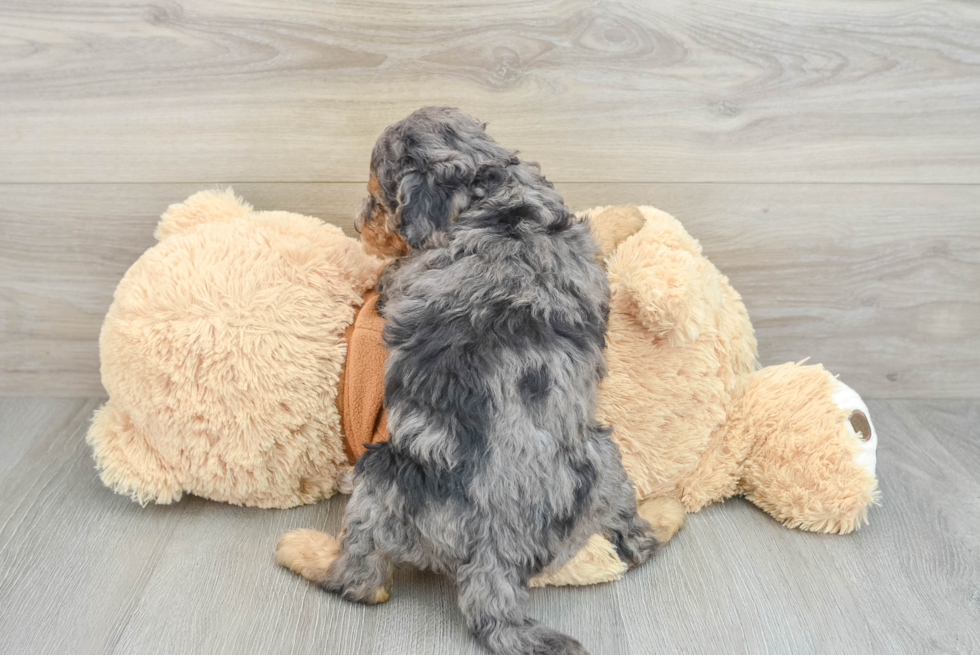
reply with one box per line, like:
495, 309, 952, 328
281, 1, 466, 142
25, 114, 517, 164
580, 205, 647, 263
607, 236, 708, 342
678, 422, 748, 513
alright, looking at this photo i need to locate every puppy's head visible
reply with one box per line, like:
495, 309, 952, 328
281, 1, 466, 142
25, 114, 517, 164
355, 107, 517, 256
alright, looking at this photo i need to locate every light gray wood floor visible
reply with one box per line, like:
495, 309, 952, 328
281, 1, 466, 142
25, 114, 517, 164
0, 397, 977, 655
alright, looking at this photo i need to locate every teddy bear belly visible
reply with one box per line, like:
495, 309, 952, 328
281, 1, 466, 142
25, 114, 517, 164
598, 311, 732, 502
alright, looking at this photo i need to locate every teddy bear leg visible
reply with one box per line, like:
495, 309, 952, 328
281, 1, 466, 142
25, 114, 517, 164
154, 188, 252, 240
637, 496, 687, 544
584, 205, 647, 263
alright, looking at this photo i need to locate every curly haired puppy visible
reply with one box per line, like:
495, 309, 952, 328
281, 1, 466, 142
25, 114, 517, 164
278, 107, 659, 655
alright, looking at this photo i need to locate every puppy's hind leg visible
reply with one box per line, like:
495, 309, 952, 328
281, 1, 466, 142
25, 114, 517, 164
321, 528, 393, 605
314, 485, 394, 605
457, 552, 589, 655
593, 435, 661, 570
605, 499, 660, 571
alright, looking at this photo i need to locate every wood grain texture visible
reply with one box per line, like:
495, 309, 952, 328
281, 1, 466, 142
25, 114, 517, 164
562, 183, 980, 400
1, 2, 977, 651
2, 0, 980, 183
1, 398, 977, 654
2, 183, 977, 398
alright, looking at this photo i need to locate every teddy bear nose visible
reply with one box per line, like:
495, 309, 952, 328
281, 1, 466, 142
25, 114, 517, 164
848, 410, 873, 442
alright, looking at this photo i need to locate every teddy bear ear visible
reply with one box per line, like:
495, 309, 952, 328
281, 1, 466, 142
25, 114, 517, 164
154, 188, 253, 241
605, 207, 709, 343
584, 205, 647, 262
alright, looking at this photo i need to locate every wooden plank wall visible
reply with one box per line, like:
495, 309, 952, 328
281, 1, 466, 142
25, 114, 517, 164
1, 0, 979, 397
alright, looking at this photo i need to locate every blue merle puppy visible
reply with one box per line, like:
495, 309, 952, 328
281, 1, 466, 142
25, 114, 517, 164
280, 107, 658, 655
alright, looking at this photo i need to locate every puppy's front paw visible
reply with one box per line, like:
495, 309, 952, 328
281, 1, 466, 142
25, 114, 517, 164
275, 528, 341, 583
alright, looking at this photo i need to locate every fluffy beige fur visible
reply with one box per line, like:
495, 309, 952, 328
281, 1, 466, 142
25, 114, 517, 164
591, 207, 878, 528
87, 190, 381, 508
88, 192, 878, 590
546, 206, 880, 585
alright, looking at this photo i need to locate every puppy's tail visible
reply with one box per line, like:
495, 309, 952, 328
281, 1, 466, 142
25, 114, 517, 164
275, 529, 341, 583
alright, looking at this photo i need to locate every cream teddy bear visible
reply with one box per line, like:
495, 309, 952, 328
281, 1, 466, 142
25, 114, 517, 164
86, 191, 878, 589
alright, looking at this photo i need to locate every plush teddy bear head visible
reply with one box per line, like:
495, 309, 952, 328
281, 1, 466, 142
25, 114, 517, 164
87, 190, 381, 508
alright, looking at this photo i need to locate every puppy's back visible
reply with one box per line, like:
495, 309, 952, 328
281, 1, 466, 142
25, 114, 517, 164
376, 188, 610, 551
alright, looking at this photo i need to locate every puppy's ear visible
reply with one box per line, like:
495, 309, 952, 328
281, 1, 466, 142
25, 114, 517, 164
396, 160, 472, 248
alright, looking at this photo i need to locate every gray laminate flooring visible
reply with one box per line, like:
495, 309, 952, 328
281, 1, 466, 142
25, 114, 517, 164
1, 398, 977, 655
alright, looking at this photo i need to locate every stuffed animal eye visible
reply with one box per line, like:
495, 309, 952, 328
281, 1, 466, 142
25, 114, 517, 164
849, 410, 873, 441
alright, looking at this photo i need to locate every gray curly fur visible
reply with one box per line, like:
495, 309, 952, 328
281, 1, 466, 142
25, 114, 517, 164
328, 107, 659, 655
